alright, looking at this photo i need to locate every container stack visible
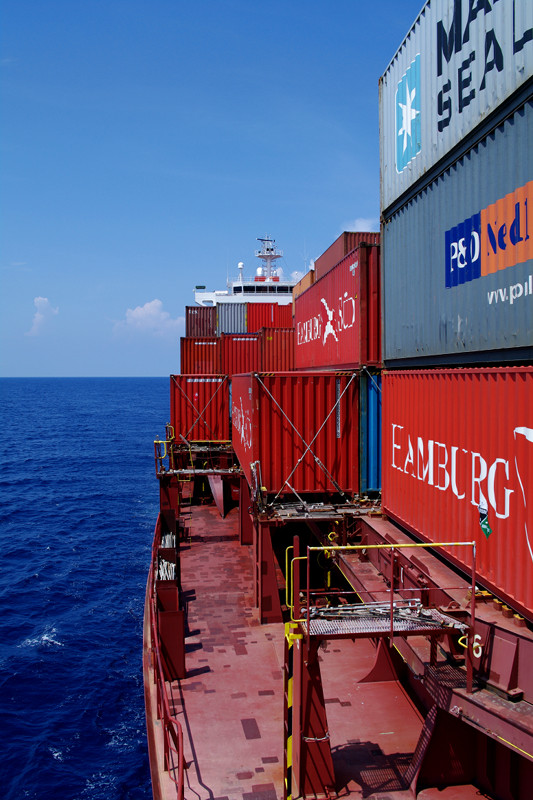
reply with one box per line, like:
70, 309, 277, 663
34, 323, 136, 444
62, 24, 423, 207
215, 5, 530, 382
176, 299, 295, 442
379, 1, 532, 620
185, 302, 293, 336
313, 230, 380, 281
291, 235, 382, 495
182, 304, 295, 376
293, 241, 380, 371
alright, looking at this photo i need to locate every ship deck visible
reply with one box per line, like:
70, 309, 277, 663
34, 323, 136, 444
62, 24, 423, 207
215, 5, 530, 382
146, 502, 485, 800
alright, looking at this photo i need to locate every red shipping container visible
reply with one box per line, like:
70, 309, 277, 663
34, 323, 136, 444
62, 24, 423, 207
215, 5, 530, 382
382, 367, 533, 620
261, 328, 295, 372
185, 306, 216, 337
294, 243, 381, 370
315, 231, 380, 281
220, 333, 261, 377
170, 375, 230, 441
247, 303, 293, 332
180, 337, 221, 375
231, 372, 359, 496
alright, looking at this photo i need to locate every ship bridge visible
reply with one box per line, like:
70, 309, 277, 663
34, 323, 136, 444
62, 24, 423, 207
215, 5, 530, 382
194, 236, 296, 306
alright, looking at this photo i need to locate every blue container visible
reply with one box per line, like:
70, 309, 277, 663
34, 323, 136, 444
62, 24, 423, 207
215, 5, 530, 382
359, 371, 381, 495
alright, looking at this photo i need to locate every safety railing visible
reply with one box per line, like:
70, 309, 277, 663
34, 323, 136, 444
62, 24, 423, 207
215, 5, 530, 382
148, 516, 185, 799
154, 424, 176, 475
286, 540, 477, 692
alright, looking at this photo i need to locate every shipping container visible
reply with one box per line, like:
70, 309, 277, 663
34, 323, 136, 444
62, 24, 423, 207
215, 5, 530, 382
315, 231, 380, 281
294, 243, 381, 370
379, 0, 532, 212
360, 371, 382, 494
382, 367, 533, 620
247, 303, 293, 332
292, 270, 316, 304
231, 372, 359, 496
185, 306, 216, 338
382, 101, 533, 365
261, 328, 295, 372
180, 337, 221, 375
216, 303, 247, 335
170, 375, 230, 441
220, 333, 261, 376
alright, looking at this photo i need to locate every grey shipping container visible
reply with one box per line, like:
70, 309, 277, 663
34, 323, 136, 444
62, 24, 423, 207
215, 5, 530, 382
382, 99, 533, 365
379, 0, 532, 212
216, 303, 247, 335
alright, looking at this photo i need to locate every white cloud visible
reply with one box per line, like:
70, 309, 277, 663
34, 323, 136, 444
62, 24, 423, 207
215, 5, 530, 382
26, 297, 59, 336
114, 299, 184, 339
291, 270, 305, 282
345, 217, 380, 233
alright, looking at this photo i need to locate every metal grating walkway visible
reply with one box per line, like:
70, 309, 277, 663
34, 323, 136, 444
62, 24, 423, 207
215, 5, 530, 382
299, 604, 467, 639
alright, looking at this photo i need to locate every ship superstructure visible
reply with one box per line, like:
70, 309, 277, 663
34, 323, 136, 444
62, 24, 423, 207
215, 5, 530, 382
194, 237, 295, 306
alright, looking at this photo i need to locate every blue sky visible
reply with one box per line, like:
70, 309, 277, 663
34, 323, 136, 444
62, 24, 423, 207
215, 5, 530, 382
1, 0, 423, 376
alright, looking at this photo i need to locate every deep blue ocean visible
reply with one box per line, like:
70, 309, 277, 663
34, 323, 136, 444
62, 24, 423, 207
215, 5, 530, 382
0, 378, 169, 800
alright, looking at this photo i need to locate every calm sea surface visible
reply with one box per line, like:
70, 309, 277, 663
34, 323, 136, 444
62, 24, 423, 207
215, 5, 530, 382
0, 378, 169, 800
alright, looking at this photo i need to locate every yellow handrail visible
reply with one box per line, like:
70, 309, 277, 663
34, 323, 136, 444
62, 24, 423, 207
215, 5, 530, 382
306, 541, 476, 552
286, 540, 476, 623
154, 438, 169, 459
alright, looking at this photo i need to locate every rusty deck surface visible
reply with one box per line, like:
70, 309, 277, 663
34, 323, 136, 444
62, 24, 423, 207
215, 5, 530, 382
151, 502, 484, 800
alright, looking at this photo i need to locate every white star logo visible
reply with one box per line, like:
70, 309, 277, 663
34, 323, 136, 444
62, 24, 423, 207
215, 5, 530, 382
398, 81, 419, 154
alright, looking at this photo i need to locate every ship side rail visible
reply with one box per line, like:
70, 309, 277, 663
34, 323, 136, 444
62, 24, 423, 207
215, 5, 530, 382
148, 516, 185, 799
154, 424, 176, 476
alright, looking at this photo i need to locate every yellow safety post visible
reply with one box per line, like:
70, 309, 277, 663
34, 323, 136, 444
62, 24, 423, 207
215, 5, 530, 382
284, 622, 302, 800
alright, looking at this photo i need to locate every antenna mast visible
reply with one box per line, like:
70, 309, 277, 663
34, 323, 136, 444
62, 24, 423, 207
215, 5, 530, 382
255, 236, 282, 280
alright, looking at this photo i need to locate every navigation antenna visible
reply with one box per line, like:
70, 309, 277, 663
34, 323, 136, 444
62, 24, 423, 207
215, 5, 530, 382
255, 236, 282, 280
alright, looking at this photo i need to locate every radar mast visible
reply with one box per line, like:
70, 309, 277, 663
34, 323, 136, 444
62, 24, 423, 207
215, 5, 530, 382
255, 236, 282, 280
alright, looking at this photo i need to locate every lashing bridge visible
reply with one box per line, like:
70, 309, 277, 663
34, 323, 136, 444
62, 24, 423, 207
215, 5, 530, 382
283, 540, 476, 800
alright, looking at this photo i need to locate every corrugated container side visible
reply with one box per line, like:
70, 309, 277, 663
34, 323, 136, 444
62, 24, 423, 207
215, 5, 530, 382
247, 303, 293, 331
261, 328, 295, 372
382, 367, 533, 620
382, 101, 533, 364
361, 245, 381, 365
232, 372, 359, 495
170, 375, 230, 441
292, 270, 316, 304
180, 337, 221, 375
185, 306, 216, 337
294, 244, 381, 370
216, 303, 247, 334
360, 372, 382, 494
220, 333, 261, 376
315, 231, 380, 280
380, 0, 532, 211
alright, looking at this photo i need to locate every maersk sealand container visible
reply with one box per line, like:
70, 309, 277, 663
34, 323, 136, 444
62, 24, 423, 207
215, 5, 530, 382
379, 0, 533, 365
